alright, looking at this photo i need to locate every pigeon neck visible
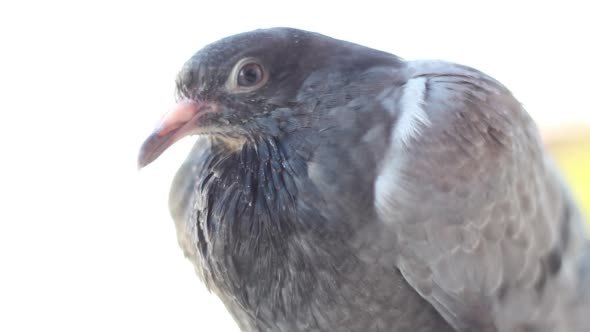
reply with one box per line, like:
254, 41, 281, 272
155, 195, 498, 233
192, 135, 355, 313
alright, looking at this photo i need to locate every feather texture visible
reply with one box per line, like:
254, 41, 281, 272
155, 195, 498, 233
137, 28, 590, 332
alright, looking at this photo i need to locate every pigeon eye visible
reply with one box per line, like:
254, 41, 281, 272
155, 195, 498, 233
226, 58, 268, 93
238, 63, 264, 87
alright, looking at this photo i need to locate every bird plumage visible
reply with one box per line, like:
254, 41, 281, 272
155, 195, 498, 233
139, 28, 590, 331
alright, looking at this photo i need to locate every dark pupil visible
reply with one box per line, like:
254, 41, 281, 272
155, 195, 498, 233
239, 64, 261, 86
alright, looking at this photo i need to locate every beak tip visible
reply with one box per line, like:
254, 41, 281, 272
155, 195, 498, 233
137, 152, 149, 170
137, 160, 146, 171
137, 133, 158, 170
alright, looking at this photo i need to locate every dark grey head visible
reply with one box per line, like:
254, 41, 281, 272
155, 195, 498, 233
138, 27, 400, 167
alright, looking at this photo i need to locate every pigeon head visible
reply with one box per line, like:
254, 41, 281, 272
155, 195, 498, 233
138, 27, 399, 168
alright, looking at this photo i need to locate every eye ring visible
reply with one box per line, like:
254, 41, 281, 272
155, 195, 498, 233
238, 62, 264, 87
226, 57, 268, 93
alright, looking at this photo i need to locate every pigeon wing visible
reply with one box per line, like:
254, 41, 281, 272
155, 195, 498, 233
374, 61, 588, 331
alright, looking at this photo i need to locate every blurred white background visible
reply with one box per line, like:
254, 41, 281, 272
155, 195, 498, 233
0, 1, 588, 331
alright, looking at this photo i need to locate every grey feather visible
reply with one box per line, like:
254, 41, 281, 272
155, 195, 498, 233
376, 61, 590, 331
140, 27, 590, 332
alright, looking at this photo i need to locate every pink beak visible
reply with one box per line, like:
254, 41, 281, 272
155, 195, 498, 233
138, 100, 203, 168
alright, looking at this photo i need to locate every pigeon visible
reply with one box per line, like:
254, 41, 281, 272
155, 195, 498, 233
138, 28, 590, 331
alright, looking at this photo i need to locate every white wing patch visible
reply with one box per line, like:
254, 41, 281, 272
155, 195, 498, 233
374, 76, 432, 223
393, 77, 431, 146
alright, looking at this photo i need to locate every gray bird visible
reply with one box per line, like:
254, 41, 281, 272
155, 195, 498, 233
138, 28, 590, 331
